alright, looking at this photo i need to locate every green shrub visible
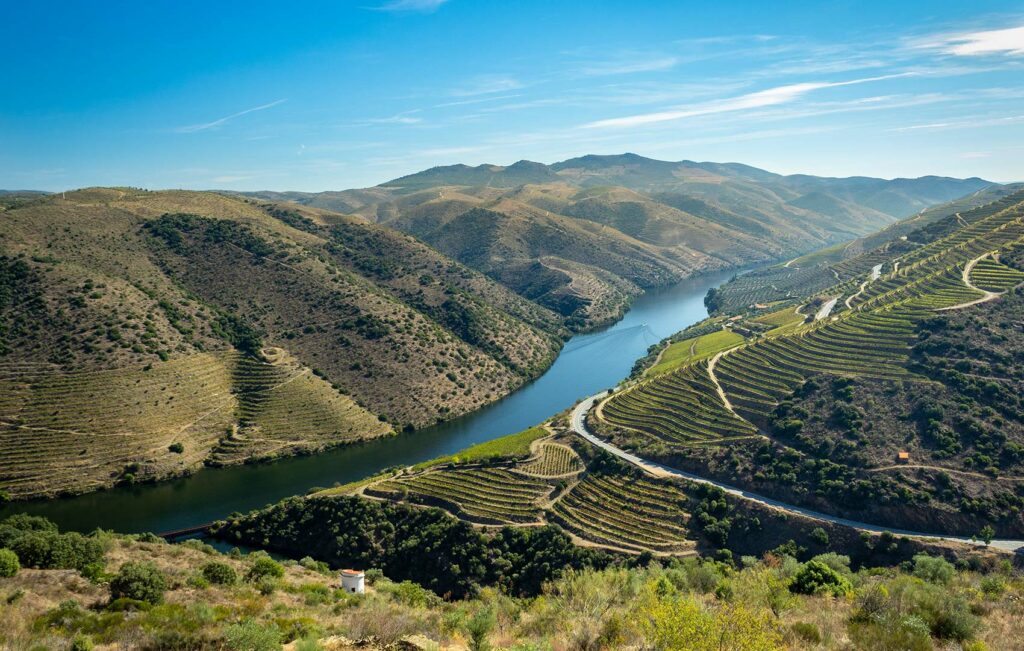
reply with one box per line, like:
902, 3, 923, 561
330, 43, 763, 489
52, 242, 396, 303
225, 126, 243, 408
912, 554, 954, 585
69, 634, 94, 651
109, 562, 167, 605
0, 548, 19, 577
980, 575, 1006, 598
246, 557, 284, 583
168, 442, 185, 454
0, 489, 10, 505
809, 527, 829, 546
223, 620, 282, 651
789, 560, 852, 597
201, 561, 238, 585
790, 622, 821, 643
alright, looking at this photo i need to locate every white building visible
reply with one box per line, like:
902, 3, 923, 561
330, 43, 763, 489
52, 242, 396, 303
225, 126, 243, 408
340, 569, 365, 594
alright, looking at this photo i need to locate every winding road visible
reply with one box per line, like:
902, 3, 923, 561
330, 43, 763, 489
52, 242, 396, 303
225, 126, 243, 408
570, 392, 1024, 553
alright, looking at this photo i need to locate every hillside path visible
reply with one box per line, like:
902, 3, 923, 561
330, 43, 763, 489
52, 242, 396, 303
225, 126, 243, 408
937, 252, 1002, 311
570, 392, 1024, 553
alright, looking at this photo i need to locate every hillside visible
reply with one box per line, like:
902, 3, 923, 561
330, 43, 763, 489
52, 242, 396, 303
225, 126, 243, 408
0, 189, 564, 499
592, 188, 1024, 538
2, 513, 1021, 650
238, 155, 992, 330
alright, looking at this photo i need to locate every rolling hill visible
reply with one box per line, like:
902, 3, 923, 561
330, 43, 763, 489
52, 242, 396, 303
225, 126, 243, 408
0, 189, 564, 499
238, 154, 992, 329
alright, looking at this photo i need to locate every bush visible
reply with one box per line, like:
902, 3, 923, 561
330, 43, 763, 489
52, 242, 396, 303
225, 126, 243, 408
223, 620, 282, 651
69, 634, 94, 651
0, 489, 10, 505
168, 442, 185, 454
0, 548, 19, 577
109, 562, 167, 605
246, 557, 284, 583
912, 554, 955, 585
201, 561, 238, 585
789, 560, 852, 597
790, 622, 821, 643
7, 531, 104, 571
809, 527, 829, 546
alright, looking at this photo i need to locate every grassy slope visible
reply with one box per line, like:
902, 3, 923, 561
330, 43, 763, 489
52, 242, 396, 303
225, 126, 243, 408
0, 189, 566, 499
646, 330, 745, 377
3, 528, 1023, 650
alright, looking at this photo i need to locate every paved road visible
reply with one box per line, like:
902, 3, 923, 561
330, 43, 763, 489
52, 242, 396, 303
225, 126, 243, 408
570, 393, 1024, 553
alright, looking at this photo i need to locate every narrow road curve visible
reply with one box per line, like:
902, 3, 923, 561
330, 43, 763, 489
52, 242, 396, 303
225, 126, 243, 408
570, 393, 1024, 553
706, 351, 740, 419
844, 264, 884, 310
937, 252, 1003, 311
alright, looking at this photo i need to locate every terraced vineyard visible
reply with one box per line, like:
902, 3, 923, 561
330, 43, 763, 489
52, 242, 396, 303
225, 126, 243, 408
516, 442, 584, 477
548, 472, 695, 553
0, 349, 390, 497
705, 264, 837, 314
600, 360, 758, 445
604, 192, 1024, 439
210, 351, 389, 465
0, 353, 236, 497
366, 467, 552, 524
970, 257, 1024, 292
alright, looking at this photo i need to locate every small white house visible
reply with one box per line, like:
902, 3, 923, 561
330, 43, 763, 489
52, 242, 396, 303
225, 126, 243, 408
340, 569, 365, 594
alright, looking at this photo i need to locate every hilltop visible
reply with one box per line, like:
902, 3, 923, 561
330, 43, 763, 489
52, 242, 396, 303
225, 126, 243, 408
0, 189, 564, 499
237, 154, 992, 329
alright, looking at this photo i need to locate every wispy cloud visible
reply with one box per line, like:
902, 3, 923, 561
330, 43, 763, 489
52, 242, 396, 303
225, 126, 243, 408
581, 56, 679, 76
582, 73, 914, 129
451, 75, 524, 97
891, 114, 1024, 132
176, 99, 287, 133
912, 25, 1024, 57
362, 112, 423, 125
374, 0, 448, 12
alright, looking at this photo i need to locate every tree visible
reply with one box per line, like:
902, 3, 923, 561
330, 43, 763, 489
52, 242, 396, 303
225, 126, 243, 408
109, 562, 167, 604
0, 548, 19, 577
246, 556, 284, 583
789, 560, 852, 597
978, 525, 995, 546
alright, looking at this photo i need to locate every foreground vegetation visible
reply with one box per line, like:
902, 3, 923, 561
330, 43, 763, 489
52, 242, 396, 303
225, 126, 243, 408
1, 512, 1022, 650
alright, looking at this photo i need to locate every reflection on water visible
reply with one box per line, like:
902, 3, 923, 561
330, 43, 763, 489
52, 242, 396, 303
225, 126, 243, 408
0, 268, 738, 534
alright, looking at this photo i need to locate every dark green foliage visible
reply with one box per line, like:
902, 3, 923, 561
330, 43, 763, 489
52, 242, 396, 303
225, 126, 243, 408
201, 561, 237, 585
810, 527, 829, 547
215, 495, 609, 599
789, 560, 852, 597
246, 557, 284, 583
0, 548, 19, 577
168, 442, 185, 454
211, 312, 262, 354
110, 562, 167, 605
0, 515, 103, 571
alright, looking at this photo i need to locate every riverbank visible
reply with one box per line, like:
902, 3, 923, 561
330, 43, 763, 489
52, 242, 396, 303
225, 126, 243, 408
0, 268, 739, 535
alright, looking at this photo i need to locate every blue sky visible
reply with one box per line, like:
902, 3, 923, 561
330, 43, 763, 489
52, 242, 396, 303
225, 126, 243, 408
2, 1, 1023, 191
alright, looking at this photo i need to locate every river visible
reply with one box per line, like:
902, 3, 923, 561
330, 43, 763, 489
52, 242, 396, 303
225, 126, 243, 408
0, 268, 737, 534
